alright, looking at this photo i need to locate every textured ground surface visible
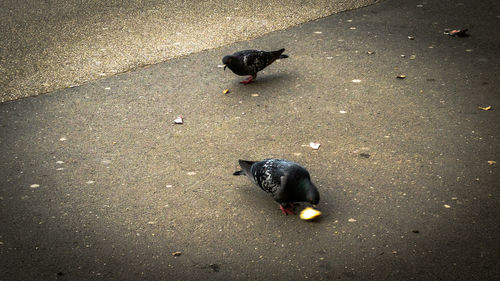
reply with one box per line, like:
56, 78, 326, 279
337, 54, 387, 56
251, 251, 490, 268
1, 0, 499, 280
0, 0, 376, 102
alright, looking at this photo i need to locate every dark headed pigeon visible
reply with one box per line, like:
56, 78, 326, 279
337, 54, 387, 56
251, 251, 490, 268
222, 49, 289, 84
233, 159, 320, 215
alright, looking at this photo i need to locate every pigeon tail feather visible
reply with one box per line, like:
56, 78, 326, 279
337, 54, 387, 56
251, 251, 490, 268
234, 160, 256, 177
272, 48, 288, 60
238, 160, 254, 174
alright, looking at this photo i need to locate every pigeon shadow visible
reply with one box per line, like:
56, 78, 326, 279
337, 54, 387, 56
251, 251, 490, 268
230, 72, 294, 90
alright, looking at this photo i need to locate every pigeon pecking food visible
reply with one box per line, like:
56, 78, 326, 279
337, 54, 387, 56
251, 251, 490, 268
222, 49, 289, 84
233, 159, 320, 215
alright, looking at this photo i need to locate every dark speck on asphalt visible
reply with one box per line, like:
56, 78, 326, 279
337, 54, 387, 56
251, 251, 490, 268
209, 263, 220, 272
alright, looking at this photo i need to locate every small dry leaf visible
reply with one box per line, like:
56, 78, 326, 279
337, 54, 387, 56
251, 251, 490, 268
488, 160, 496, 165
223, 89, 230, 94
478, 106, 492, 111
359, 153, 370, 158
173, 115, 183, 124
172, 251, 182, 256
444, 204, 451, 209
251, 93, 259, 97
348, 218, 357, 222
397, 75, 407, 79
367, 51, 375, 55
309, 142, 321, 150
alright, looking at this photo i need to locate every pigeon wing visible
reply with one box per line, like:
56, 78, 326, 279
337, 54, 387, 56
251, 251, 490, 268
273, 174, 289, 203
241, 51, 262, 75
252, 160, 283, 195
247, 50, 281, 72
232, 50, 270, 75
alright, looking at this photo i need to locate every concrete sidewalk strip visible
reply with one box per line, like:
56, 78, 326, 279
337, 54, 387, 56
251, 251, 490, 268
0, 0, 377, 103
1, 0, 499, 280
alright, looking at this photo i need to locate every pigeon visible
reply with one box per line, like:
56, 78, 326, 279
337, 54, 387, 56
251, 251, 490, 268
446, 28, 469, 37
233, 159, 320, 215
222, 49, 289, 84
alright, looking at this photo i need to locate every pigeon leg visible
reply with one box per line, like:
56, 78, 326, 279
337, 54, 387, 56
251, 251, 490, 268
240, 76, 254, 84
280, 204, 295, 215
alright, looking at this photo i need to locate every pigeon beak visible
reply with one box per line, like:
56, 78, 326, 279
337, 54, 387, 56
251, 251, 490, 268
223, 64, 227, 71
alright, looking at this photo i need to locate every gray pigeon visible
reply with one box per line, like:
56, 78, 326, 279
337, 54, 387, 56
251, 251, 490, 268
233, 159, 320, 215
222, 49, 288, 84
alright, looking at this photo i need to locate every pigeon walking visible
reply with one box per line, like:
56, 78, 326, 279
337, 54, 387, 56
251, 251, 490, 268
222, 49, 288, 84
233, 159, 320, 215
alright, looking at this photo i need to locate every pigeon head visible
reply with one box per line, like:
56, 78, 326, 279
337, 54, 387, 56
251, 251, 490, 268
306, 182, 320, 206
295, 177, 320, 206
222, 55, 233, 70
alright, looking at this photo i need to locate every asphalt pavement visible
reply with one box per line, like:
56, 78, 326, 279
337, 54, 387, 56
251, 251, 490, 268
1, 0, 499, 280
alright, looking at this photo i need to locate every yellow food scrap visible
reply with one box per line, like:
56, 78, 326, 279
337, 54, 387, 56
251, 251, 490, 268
488, 160, 496, 165
478, 105, 492, 111
223, 89, 230, 94
300, 207, 322, 220
397, 74, 406, 79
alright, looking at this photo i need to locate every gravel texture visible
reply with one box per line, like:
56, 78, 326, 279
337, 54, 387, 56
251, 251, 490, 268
0, 0, 376, 102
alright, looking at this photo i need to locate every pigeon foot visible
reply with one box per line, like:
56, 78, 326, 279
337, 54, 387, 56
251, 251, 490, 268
240, 76, 254, 84
280, 204, 295, 215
